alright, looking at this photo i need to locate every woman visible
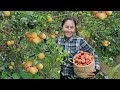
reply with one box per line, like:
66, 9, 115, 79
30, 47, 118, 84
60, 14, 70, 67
55, 17, 100, 79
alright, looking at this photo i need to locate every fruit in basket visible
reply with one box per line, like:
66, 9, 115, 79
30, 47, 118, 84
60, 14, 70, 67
73, 51, 94, 66
73, 51, 95, 78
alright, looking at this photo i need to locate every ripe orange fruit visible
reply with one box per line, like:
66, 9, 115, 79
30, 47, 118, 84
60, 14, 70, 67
39, 33, 46, 39
104, 44, 109, 47
3, 11, 10, 17
29, 67, 38, 74
25, 61, 32, 67
26, 67, 31, 73
10, 62, 15, 66
55, 31, 58, 35
11, 40, 14, 45
36, 63, 43, 70
38, 53, 45, 60
51, 34, 56, 39
108, 42, 111, 45
97, 13, 107, 20
7, 41, 12, 46
33, 37, 41, 44
28, 37, 33, 42
95, 12, 99, 18
22, 62, 31, 68
103, 12, 107, 18
25, 32, 31, 38
48, 17, 53, 23
101, 40, 109, 47
105, 11, 112, 16
31, 32, 37, 39
80, 51, 84, 54
22, 63, 28, 68
9, 65, 13, 70
33, 66, 38, 72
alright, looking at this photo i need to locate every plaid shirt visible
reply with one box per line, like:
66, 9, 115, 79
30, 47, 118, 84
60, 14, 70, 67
55, 35, 100, 79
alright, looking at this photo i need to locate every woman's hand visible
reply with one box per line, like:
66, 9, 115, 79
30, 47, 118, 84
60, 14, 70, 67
80, 69, 96, 79
85, 69, 96, 78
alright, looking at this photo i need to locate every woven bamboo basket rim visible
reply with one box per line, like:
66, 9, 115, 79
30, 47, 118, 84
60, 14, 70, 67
73, 59, 95, 68
72, 52, 95, 67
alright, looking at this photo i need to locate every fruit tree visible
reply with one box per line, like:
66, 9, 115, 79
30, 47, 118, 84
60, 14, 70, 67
0, 11, 120, 79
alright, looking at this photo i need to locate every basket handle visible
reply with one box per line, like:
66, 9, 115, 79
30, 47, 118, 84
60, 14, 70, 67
68, 58, 74, 63
91, 51, 95, 59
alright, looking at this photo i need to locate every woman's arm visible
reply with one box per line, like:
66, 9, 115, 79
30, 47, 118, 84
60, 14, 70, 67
80, 38, 100, 74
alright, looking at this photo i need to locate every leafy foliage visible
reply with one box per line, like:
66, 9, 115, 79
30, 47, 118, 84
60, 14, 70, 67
0, 11, 120, 79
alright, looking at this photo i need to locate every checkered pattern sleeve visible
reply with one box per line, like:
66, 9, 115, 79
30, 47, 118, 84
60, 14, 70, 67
80, 38, 100, 71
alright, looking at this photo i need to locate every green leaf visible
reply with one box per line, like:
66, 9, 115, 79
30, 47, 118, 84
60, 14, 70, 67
1, 71, 11, 79
26, 73, 33, 79
33, 74, 42, 79
19, 70, 29, 79
12, 73, 20, 79
108, 64, 120, 79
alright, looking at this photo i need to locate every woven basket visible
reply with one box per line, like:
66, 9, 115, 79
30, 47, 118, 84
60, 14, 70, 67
73, 54, 95, 78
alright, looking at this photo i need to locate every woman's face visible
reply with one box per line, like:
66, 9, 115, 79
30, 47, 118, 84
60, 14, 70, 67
62, 20, 76, 38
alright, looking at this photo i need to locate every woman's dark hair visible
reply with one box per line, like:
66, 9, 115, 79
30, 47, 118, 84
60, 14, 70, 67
61, 17, 80, 36
61, 17, 77, 27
